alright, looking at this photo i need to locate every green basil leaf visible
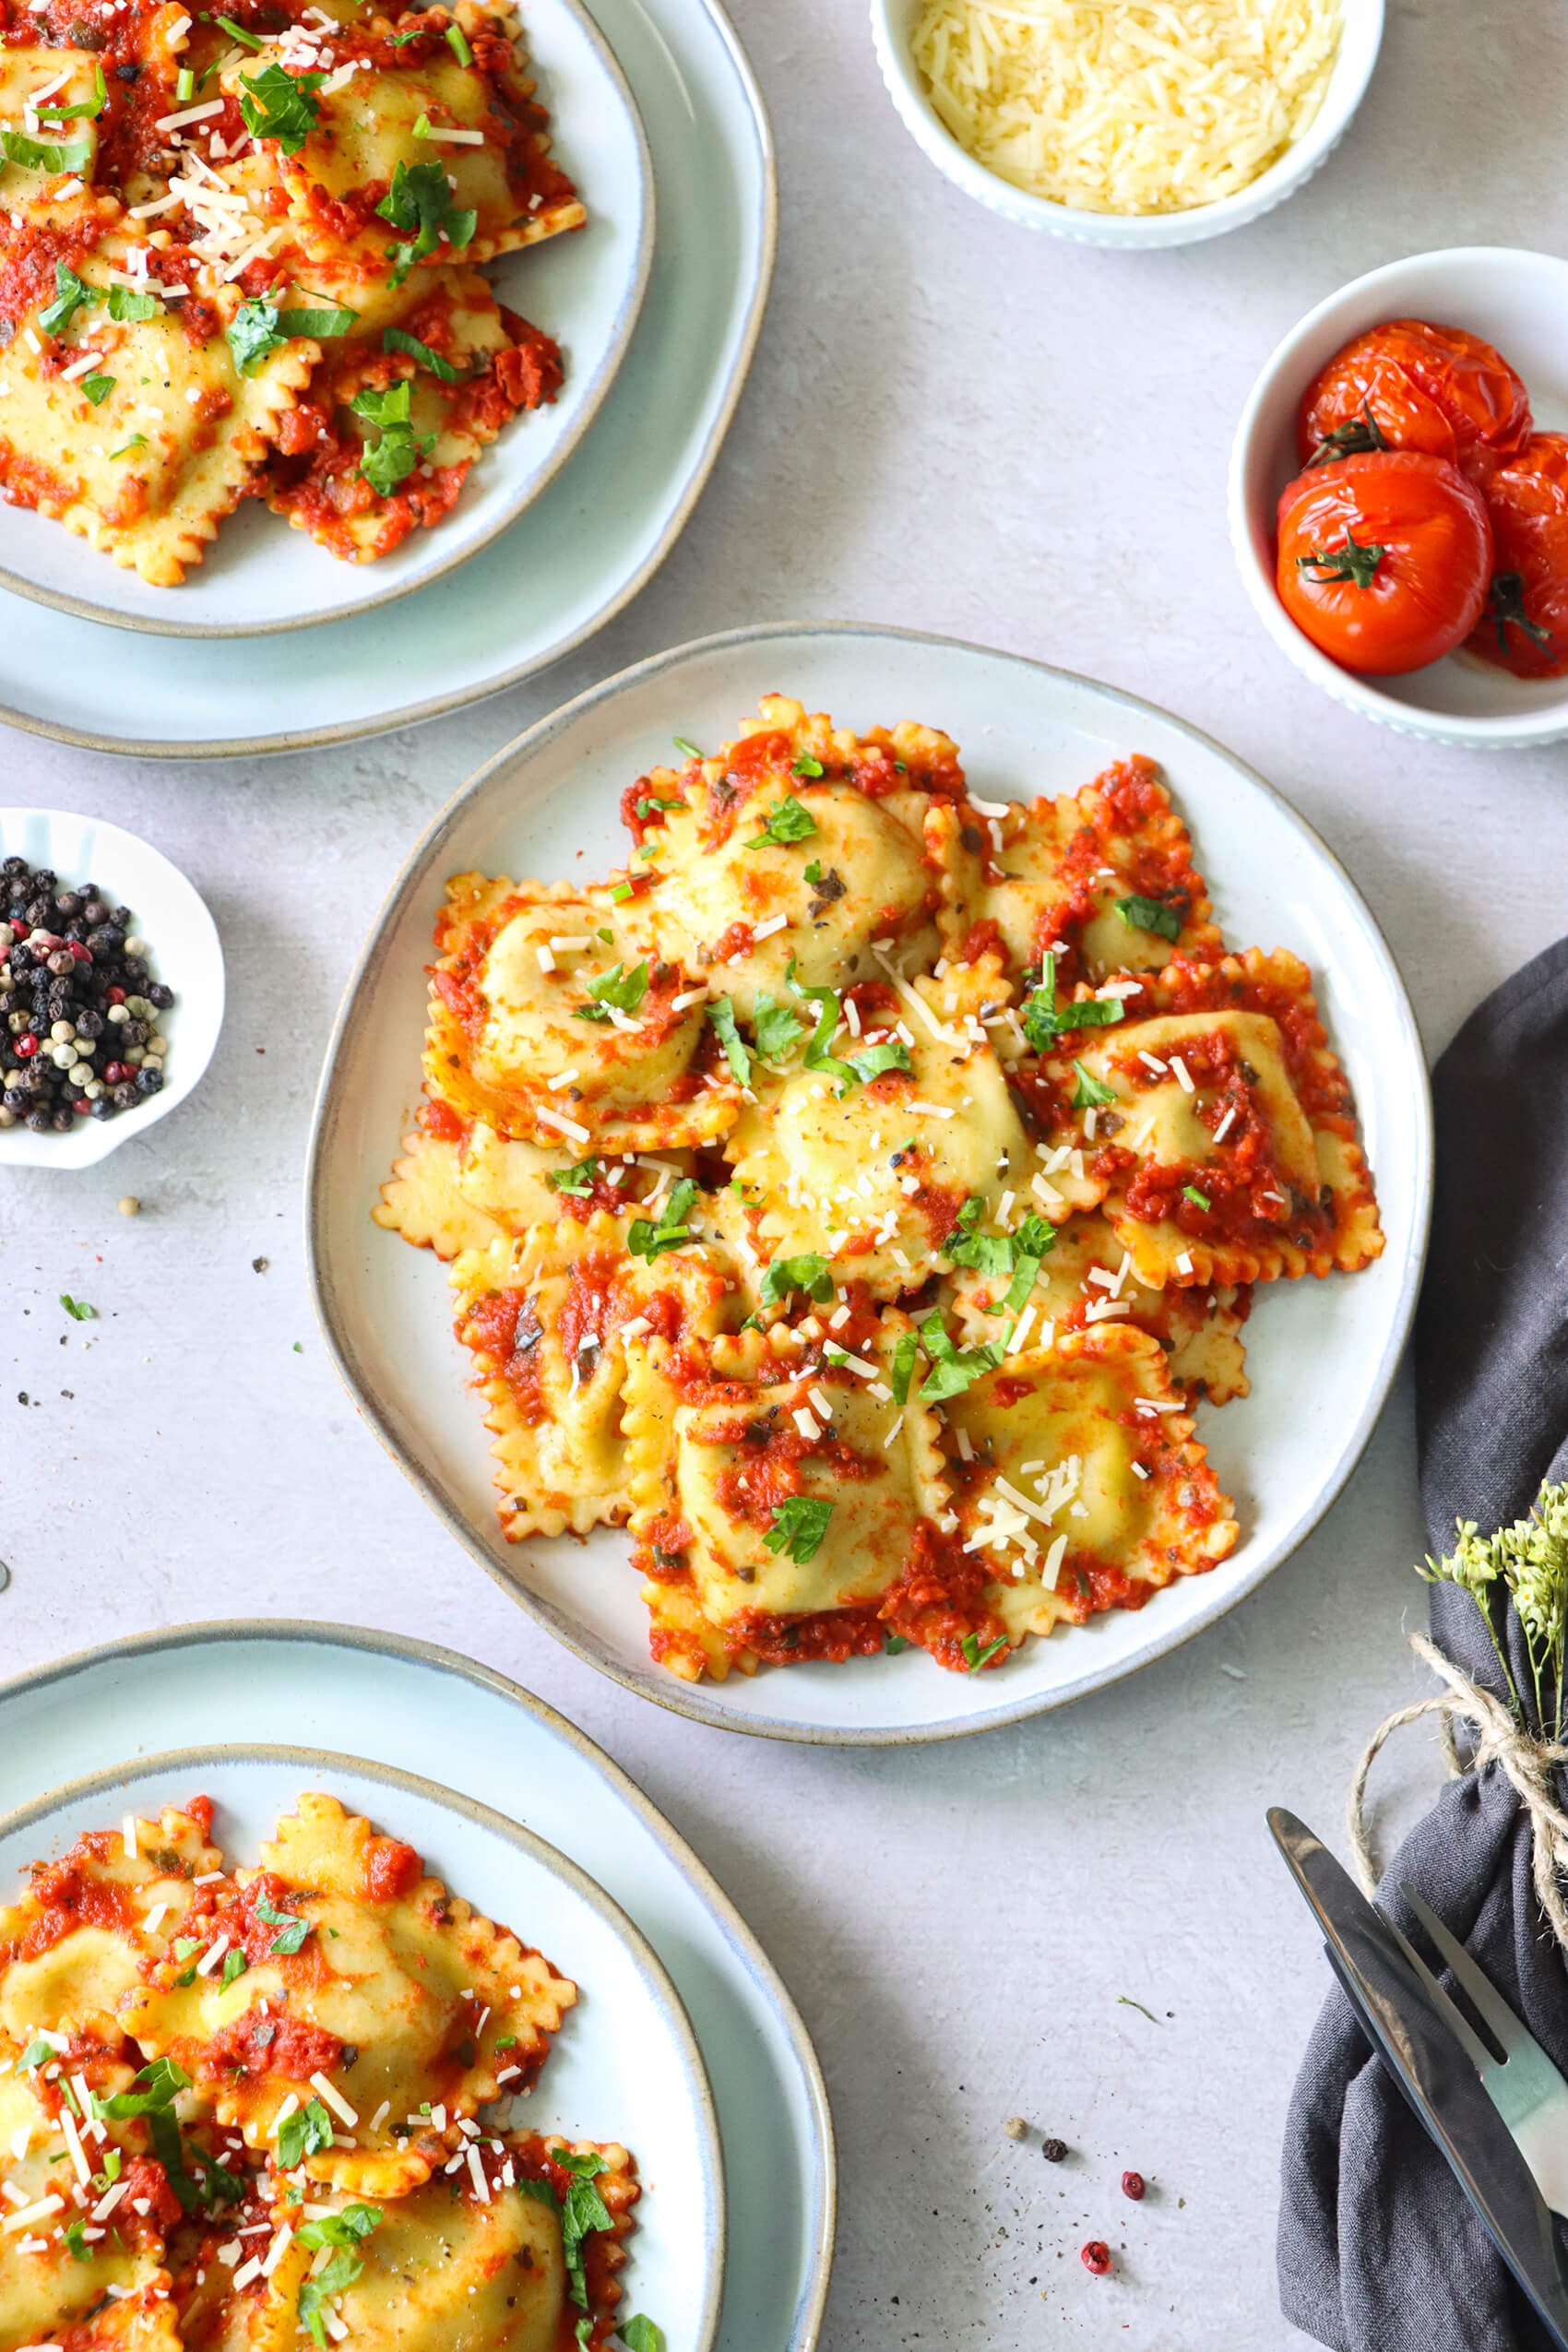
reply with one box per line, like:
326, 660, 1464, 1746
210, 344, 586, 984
383, 324, 458, 382
226, 297, 285, 376
277, 2097, 334, 2168
82, 372, 113, 405
960, 1633, 1008, 1671
758, 1253, 832, 1309
707, 996, 751, 1086
0, 127, 93, 174
627, 1177, 699, 1263
277, 300, 358, 339
1115, 892, 1182, 944
1069, 1058, 1117, 1110
916, 1311, 1004, 1404
572, 959, 649, 1022
545, 1158, 598, 1197
752, 992, 804, 1061
237, 60, 325, 154
745, 794, 816, 848
846, 1039, 911, 1086
39, 265, 94, 336
764, 1496, 833, 1564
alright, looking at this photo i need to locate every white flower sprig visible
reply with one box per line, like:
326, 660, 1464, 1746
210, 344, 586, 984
1420, 1479, 1568, 1738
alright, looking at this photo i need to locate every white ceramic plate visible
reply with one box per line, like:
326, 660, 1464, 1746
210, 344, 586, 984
0, 0, 654, 640
1229, 246, 1568, 747
306, 621, 1433, 1745
870, 0, 1384, 250
0, 1621, 834, 2352
0, 0, 773, 751
0, 804, 225, 1169
0, 1742, 723, 2352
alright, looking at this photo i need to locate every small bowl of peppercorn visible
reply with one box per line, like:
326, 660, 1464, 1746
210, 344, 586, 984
0, 810, 224, 1169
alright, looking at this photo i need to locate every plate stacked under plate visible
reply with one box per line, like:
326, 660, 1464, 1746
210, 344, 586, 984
0, 0, 774, 753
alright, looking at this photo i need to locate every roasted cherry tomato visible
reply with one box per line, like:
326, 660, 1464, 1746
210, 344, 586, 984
1276, 451, 1492, 676
1467, 431, 1568, 679
1298, 319, 1531, 487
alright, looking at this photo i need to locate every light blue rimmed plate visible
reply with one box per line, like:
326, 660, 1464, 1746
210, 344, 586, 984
0, 0, 774, 750
0, 1621, 835, 2351
0, 1742, 724, 2352
307, 619, 1433, 1745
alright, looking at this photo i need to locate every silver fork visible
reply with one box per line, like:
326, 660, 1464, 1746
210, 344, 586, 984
1396, 1883, 1568, 2222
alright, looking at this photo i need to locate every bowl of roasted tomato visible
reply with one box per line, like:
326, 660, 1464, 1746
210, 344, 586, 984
1229, 247, 1568, 746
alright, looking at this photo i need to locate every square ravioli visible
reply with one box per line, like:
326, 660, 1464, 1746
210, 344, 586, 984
423, 874, 739, 1151
376, 699, 1384, 1684
0, 1794, 644, 2352
940, 1326, 1239, 1644
931, 753, 1223, 985
0, 217, 315, 584
1052, 948, 1384, 1286
624, 1320, 948, 1680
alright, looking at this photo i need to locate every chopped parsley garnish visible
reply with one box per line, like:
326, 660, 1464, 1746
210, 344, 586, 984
960, 1633, 1008, 1671
943, 1196, 1011, 1279
299, 2250, 364, 2346
707, 995, 750, 1085
237, 60, 325, 155
0, 128, 92, 174
108, 284, 160, 322
550, 2149, 613, 2312
627, 1177, 699, 1262
39, 63, 108, 118
746, 794, 817, 848
278, 2097, 334, 2168
445, 19, 473, 64
802, 859, 821, 885
255, 1893, 311, 1954
916, 1311, 1004, 1404
278, 300, 358, 339
349, 377, 436, 495
619, 2319, 667, 2352
847, 1038, 911, 1085
226, 297, 287, 376
765, 1496, 833, 1564
1019, 953, 1125, 1052
672, 735, 701, 759
882, 1633, 910, 1656
545, 1157, 599, 1196
790, 754, 825, 779
220, 1946, 248, 1988
39, 265, 94, 336
753, 990, 804, 1061
298, 2204, 381, 2253
187, 2143, 247, 2203
377, 156, 476, 286
1070, 1058, 1117, 1110
1182, 1184, 1212, 1212
83, 373, 113, 405
1115, 893, 1182, 943
59, 1292, 96, 1320
383, 324, 458, 382
758, 1252, 833, 1309
1001, 1214, 1053, 1313
573, 959, 649, 1023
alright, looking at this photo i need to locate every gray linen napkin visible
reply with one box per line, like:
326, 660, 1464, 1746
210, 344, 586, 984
1277, 933, 1568, 2352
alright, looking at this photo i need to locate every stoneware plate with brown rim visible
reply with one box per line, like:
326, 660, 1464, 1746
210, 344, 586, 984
305, 621, 1432, 1746
0, 0, 654, 640
0, 0, 772, 753
0, 1621, 834, 2350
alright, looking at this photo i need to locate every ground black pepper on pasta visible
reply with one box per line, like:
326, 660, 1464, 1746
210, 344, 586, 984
0, 857, 174, 1133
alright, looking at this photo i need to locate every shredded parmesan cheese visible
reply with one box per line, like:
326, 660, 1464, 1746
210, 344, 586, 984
910, 0, 1343, 218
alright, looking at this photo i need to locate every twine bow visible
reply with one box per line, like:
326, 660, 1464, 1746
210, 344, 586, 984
1348, 1631, 1568, 1947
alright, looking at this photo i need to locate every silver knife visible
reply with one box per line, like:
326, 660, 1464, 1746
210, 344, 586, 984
1269, 1805, 1568, 2348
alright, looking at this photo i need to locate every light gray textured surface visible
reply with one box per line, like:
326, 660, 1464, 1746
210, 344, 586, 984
3, 0, 1566, 2339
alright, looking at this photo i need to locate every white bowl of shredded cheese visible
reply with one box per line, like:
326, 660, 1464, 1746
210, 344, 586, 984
870, 0, 1384, 247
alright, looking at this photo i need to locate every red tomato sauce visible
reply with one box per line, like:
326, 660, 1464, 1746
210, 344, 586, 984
419, 1096, 470, 1148
200, 2001, 341, 2086
17, 1836, 143, 1958
362, 1834, 422, 1905
460, 1288, 547, 1423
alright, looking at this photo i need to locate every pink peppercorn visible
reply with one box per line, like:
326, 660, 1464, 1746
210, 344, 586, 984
1122, 2171, 1146, 2201
1081, 2241, 1111, 2275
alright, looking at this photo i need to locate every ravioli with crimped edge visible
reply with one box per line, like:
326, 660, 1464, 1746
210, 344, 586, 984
376, 694, 1383, 1682
0, 1792, 656, 2352
0, 0, 583, 584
